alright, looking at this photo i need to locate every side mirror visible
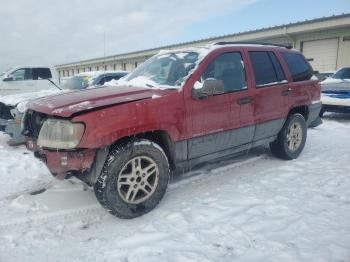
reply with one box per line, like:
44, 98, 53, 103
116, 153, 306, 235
3, 76, 13, 82
192, 78, 224, 99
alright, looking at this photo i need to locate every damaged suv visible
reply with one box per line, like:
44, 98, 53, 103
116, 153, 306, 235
23, 43, 321, 218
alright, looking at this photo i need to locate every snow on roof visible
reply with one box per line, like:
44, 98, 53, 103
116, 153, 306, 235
1, 65, 54, 75
156, 42, 294, 58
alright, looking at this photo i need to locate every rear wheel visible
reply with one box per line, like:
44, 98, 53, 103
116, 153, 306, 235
270, 113, 307, 160
94, 139, 170, 219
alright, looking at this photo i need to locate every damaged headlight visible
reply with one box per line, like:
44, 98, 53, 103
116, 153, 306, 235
17, 101, 29, 114
37, 119, 85, 149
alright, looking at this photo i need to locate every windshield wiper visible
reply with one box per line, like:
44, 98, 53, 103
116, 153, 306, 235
47, 78, 61, 90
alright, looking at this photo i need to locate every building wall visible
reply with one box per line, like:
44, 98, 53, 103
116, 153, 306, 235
56, 17, 350, 77
295, 27, 350, 69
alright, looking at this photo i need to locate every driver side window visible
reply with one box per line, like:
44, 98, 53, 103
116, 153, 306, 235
198, 52, 247, 93
10, 68, 32, 81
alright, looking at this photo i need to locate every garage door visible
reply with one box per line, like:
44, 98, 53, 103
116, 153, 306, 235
302, 38, 339, 72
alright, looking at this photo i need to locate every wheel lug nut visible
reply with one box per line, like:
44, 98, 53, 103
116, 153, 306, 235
141, 182, 144, 185
134, 185, 137, 188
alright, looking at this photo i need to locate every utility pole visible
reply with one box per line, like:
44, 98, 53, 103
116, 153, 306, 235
103, 31, 106, 58
103, 31, 106, 71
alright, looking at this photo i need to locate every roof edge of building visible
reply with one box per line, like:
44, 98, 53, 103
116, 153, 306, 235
56, 13, 350, 68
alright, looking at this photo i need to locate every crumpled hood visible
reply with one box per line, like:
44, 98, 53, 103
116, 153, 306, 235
28, 85, 170, 118
321, 78, 350, 92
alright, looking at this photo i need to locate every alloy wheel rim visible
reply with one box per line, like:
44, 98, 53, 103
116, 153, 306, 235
117, 156, 159, 204
286, 122, 303, 151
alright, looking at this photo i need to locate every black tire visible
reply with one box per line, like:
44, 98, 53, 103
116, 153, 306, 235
94, 139, 170, 219
270, 113, 307, 160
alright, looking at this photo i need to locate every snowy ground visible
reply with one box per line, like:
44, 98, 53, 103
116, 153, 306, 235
0, 115, 350, 262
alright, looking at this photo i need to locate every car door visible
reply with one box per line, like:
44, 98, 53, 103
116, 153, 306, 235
0, 68, 35, 95
186, 50, 255, 159
245, 49, 290, 142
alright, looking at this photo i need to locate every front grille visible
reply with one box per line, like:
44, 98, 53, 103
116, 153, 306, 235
22, 110, 48, 139
0, 103, 14, 120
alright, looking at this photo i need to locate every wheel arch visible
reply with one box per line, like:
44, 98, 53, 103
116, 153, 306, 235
288, 105, 309, 121
109, 130, 177, 171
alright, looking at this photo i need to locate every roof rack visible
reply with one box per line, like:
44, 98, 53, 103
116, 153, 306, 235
214, 41, 293, 49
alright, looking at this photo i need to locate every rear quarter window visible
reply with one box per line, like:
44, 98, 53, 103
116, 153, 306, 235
32, 68, 52, 80
282, 52, 313, 82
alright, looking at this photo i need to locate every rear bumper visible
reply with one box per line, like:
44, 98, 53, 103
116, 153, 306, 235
323, 104, 350, 113
27, 141, 97, 179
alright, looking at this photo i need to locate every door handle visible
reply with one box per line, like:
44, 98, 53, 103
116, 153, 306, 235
237, 96, 252, 105
281, 88, 292, 96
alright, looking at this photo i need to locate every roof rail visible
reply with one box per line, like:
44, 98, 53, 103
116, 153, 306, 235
214, 41, 293, 49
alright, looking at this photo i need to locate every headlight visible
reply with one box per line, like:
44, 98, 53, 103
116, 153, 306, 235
17, 101, 28, 113
37, 119, 85, 149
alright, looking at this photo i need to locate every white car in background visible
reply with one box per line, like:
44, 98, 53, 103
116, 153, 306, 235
0, 66, 60, 96
0, 70, 128, 145
320, 67, 350, 116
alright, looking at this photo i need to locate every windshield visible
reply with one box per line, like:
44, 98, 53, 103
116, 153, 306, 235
62, 75, 93, 90
0, 67, 13, 78
123, 51, 200, 88
333, 68, 350, 80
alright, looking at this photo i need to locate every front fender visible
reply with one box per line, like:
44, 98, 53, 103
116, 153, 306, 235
73, 94, 185, 148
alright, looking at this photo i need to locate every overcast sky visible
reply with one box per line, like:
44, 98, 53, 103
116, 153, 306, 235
0, 0, 349, 72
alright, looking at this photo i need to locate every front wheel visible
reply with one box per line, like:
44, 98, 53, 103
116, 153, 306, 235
270, 113, 307, 160
94, 139, 170, 219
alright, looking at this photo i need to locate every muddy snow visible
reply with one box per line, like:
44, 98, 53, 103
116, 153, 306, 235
0, 116, 350, 262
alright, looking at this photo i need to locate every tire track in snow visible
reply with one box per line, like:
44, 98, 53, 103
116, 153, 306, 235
3, 180, 58, 201
0, 154, 263, 229
0, 204, 103, 229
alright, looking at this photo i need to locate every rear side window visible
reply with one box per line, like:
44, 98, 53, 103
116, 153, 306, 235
282, 53, 312, 82
32, 68, 52, 80
249, 51, 286, 87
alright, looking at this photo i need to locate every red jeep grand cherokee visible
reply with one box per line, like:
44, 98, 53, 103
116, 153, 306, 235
23, 42, 321, 218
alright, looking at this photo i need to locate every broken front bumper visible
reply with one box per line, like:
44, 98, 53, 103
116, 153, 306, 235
0, 117, 26, 145
27, 140, 97, 180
